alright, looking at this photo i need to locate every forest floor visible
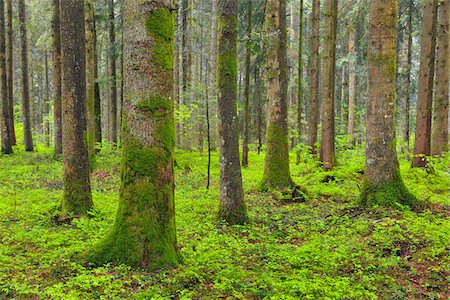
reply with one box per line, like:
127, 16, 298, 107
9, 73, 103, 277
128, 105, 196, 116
0, 141, 449, 299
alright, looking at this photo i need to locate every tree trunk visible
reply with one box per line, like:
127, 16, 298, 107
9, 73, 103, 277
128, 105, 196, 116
93, 14, 102, 147
0, 0, 11, 154
320, 0, 337, 170
297, 0, 303, 144
340, 64, 347, 133
255, 66, 262, 155
412, 0, 438, 167
91, 1, 178, 270
431, 0, 449, 156
18, 0, 33, 151
85, 0, 96, 166
261, 0, 294, 190
361, 0, 415, 208
217, 0, 247, 224
5, 0, 14, 146
242, 0, 252, 167
347, 24, 356, 146
52, 0, 62, 157
308, 0, 320, 154
44, 51, 50, 147
399, 0, 413, 156
108, 0, 117, 144
60, 0, 92, 215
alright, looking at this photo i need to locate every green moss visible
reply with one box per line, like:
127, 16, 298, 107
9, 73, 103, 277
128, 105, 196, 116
359, 170, 419, 210
136, 95, 172, 114
61, 180, 93, 216
260, 124, 295, 191
146, 8, 174, 70
217, 203, 248, 226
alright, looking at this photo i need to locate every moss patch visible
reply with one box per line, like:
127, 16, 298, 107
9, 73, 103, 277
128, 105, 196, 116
146, 8, 174, 70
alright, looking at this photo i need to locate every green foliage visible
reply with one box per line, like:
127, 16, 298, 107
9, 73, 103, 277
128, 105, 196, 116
0, 144, 449, 299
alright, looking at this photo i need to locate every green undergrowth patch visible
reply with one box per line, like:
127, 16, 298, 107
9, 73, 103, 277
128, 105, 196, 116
0, 143, 448, 299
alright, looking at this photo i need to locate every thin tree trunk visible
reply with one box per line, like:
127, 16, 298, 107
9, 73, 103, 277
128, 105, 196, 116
255, 66, 262, 155
262, 0, 294, 189
60, 0, 92, 215
93, 13, 102, 147
297, 0, 303, 144
412, 0, 438, 167
347, 24, 356, 146
217, 0, 247, 225
91, 1, 178, 269
44, 51, 50, 147
52, 0, 62, 156
205, 60, 211, 190
0, 0, 11, 154
320, 0, 337, 170
431, 0, 449, 156
108, 0, 117, 144
5, 0, 14, 146
242, 0, 252, 167
361, 0, 415, 208
340, 64, 347, 133
18, 0, 33, 151
399, 0, 413, 156
85, 0, 96, 166
308, 0, 320, 154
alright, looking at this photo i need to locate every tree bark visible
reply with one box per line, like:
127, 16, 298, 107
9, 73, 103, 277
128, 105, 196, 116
261, 0, 294, 190
5, 0, 14, 146
412, 0, 438, 167
85, 0, 96, 166
297, 0, 303, 144
399, 0, 413, 156
91, 0, 178, 270
308, 0, 320, 154
340, 64, 347, 133
242, 0, 252, 167
217, 0, 247, 224
320, 0, 337, 170
108, 0, 117, 144
52, 0, 62, 157
44, 51, 50, 147
347, 24, 356, 146
0, 0, 11, 154
18, 0, 33, 151
361, 0, 415, 208
93, 13, 102, 147
431, 0, 449, 156
60, 0, 92, 215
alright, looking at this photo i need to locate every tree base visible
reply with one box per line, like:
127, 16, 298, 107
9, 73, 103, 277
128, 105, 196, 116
217, 203, 248, 225
359, 172, 418, 210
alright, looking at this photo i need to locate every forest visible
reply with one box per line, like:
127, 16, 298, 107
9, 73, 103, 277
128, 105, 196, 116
0, 0, 449, 299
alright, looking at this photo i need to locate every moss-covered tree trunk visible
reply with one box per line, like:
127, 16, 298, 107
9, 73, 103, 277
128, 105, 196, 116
261, 0, 294, 190
320, 0, 337, 170
5, 0, 14, 146
241, 0, 252, 168
412, 0, 438, 167
44, 51, 50, 147
431, 0, 449, 156
216, 0, 247, 224
347, 24, 356, 147
60, 0, 93, 216
91, 0, 178, 270
85, 0, 96, 166
308, 0, 320, 154
361, 0, 415, 209
18, 0, 33, 152
52, 0, 62, 157
0, 0, 11, 154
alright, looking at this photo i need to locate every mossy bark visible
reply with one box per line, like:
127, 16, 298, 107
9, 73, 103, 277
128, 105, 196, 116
347, 25, 356, 147
85, 0, 96, 168
319, 0, 337, 170
241, 0, 252, 168
297, 0, 303, 145
361, 0, 416, 209
308, 0, 320, 154
431, 0, 449, 156
108, 0, 117, 144
18, 0, 33, 152
216, 0, 247, 225
0, 0, 12, 154
90, 1, 178, 270
60, 0, 93, 216
261, 0, 294, 190
52, 0, 62, 157
412, 0, 438, 167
